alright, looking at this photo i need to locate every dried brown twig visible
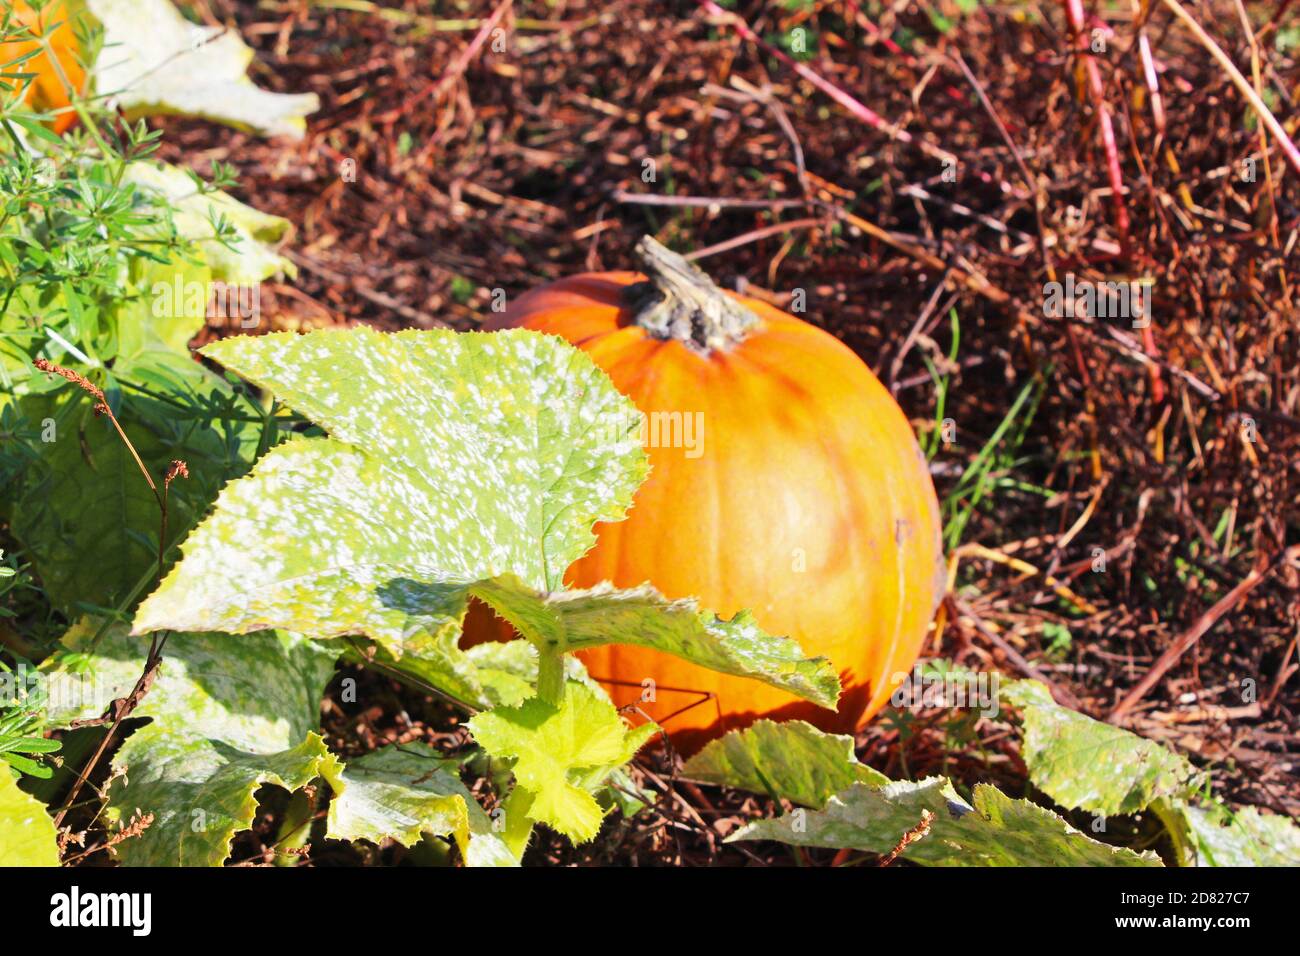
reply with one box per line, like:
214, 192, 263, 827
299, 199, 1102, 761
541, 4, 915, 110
32, 360, 185, 840
879, 809, 935, 866
1109, 546, 1300, 723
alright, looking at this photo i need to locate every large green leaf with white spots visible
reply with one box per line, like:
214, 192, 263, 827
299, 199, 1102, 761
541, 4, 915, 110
0, 769, 59, 866
1004, 680, 1204, 817
1160, 801, 1300, 867
326, 742, 515, 867
683, 719, 887, 808
472, 577, 840, 708
467, 681, 659, 844
42, 619, 341, 866
731, 779, 1161, 867
134, 328, 647, 645
133, 329, 839, 709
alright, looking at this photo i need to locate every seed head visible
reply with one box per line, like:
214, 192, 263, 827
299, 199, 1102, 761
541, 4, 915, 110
33, 358, 106, 404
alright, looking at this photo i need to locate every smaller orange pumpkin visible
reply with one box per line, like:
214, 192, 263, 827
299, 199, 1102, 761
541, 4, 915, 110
2, 1, 84, 134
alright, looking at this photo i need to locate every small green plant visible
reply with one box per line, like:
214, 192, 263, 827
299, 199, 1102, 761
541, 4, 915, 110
0, 657, 59, 779
1042, 621, 1073, 661
920, 307, 961, 460
941, 371, 1050, 551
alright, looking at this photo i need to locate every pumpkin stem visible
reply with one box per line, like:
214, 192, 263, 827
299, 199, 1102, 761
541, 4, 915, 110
625, 236, 759, 354
535, 647, 566, 706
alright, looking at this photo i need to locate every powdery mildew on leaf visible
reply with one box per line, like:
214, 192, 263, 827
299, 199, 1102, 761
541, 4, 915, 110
471, 577, 842, 709
109, 730, 341, 867
682, 719, 887, 808
135, 328, 838, 709
134, 328, 649, 654
1004, 679, 1204, 816
731, 778, 1161, 867
326, 742, 516, 867
1169, 802, 1300, 867
43, 620, 341, 866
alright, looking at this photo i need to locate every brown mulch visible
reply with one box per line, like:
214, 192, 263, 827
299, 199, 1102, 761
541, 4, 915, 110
155, 0, 1297, 863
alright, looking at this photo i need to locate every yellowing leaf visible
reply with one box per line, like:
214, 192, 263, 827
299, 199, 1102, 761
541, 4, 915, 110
1163, 800, 1300, 867
123, 161, 296, 284
87, 0, 319, 138
1004, 679, 1204, 816
0, 770, 59, 866
466, 682, 658, 844
732, 779, 1161, 867
43, 619, 342, 866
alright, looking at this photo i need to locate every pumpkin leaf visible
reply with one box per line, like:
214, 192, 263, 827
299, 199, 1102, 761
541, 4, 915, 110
1004, 679, 1205, 816
113, 256, 214, 359
731, 779, 1162, 867
0, 768, 60, 866
466, 681, 658, 844
42, 619, 341, 866
86, 0, 319, 139
134, 328, 837, 708
462, 638, 609, 709
109, 730, 341, 867
1161, 800, 1300, 867
134, 327, 647, 644
357, 623, 491, 712
326, 742, 516, 867
358, 632, 609, 713
471, 577, 842, 710
683, 719, 887, 808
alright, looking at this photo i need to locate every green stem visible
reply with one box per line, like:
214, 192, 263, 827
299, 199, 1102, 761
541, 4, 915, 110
501, 787, 536, 862
272, 789, 315, 866
535, 648, 566, 706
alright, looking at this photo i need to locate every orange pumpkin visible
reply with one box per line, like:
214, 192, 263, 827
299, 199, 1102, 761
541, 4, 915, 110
3, 1, 84, 134
469, 237, 945, 753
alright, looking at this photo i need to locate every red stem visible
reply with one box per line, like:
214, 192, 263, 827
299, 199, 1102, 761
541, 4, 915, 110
1063, 0, 1131, 254
695, 0, 954, 164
